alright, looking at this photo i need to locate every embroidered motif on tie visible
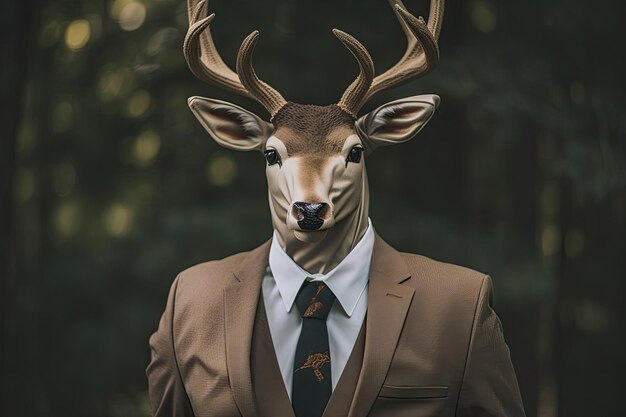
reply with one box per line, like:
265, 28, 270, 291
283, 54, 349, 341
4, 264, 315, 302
292, 280, 336, 417
295, 351, 331, 382
303, 282, 327, 318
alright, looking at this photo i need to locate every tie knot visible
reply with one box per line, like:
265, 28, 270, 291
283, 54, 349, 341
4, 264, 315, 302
295, 280, 336, 320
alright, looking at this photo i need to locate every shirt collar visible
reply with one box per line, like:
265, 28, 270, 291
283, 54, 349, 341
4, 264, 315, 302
268, 219, 375, 317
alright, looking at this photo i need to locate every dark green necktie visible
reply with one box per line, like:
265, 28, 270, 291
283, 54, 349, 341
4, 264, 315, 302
292, 280, 337, 417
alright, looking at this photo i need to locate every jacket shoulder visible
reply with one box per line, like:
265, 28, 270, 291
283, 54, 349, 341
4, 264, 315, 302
181, 250, 249, 280
173, 250, 251, 302
400, 251, 489, 302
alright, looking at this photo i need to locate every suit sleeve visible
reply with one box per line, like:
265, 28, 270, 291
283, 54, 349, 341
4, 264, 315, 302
146, 274, 195, 417
457, 275, 526, 417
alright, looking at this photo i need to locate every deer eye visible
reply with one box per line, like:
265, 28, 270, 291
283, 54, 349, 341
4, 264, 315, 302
346, 146, 363, 164
264, 149, 281, 166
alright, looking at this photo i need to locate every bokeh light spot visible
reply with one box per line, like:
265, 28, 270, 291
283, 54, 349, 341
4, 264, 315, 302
575, 301, 610, 333
17, 122, 37, 158
116, 1, 147, 31
146, 27, 179, 56
126, 90, 152, 118
14, 168, 36, 204
98, 67, 134, 102
64, 19, 91, 50
53, 201, 83, 239
206, 155, 237, 187
103, 204, 133, 237
471, 0, 497, 33
541, 224, 561, 257
110, 0, 133, 18
133, 130, 161, 166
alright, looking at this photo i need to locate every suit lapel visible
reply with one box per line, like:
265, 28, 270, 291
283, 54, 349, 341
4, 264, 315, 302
224, 240, 271, 417
348, 234, 414, 417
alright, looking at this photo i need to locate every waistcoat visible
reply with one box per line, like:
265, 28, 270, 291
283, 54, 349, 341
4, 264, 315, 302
251, 296, 366, 417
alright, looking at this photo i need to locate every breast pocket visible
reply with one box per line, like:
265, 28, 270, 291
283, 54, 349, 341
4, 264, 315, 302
368, 385, 450, 417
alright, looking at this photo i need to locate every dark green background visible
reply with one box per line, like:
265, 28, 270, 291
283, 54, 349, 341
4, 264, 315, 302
2, 0, 624, 416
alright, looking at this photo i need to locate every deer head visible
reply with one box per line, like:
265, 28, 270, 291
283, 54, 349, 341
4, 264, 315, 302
185, 0, 444, 273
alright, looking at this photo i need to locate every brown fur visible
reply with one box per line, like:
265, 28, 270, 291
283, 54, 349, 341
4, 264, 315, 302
273, 103, 355, 156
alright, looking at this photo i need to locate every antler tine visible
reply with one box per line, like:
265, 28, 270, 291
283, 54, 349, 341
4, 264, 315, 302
333, 29, 375, 118
184, 0, 287, 116
236, 31, 287, 118
360, 0, 444, 105
183, 0, 250, 97
426, 0, 445, 41
187, 0, 203, 24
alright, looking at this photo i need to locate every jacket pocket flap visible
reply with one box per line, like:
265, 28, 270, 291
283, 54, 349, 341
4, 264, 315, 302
379, 385, 449, 399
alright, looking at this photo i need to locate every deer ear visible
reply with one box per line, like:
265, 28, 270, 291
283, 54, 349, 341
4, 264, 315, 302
356, 95, 439, 152
188, 97, 274, 152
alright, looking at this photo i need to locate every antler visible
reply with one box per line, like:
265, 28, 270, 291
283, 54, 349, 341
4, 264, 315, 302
183, 0, 286, 117
236, 31, 288, 117
336, 0, 444, 117
335, 29, 375, 117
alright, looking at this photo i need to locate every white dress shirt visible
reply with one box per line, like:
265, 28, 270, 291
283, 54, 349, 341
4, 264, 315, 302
262, 219, 375, 399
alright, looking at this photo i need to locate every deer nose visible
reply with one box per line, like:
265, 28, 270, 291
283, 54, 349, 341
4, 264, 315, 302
292, 202, 330, 230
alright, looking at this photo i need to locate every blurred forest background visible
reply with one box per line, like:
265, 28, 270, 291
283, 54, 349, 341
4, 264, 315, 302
1, 0, 625, 416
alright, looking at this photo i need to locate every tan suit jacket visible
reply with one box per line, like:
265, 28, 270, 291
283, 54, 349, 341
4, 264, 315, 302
147, 235, 526, 417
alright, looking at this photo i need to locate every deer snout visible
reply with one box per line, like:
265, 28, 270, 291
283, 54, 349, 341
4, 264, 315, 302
291, 202, 331, 231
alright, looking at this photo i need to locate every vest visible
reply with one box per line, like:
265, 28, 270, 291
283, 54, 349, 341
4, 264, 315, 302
251, 296, 366, 417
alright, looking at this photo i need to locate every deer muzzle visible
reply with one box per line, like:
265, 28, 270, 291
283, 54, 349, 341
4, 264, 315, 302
291, 202, 332, 230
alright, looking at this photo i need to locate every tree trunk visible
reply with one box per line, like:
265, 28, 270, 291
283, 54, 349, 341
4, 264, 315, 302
0, 0, 38, 413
